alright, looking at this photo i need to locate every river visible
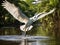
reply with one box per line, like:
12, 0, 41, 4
0, 27, 60, 45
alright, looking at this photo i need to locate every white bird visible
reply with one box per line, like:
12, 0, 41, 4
2, 0, 56, 32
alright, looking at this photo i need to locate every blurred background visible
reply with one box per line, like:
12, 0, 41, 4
0, 0, 60, 39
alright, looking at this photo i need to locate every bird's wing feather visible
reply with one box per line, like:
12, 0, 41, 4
2, 0, 29, 23
30, 8, 56, 22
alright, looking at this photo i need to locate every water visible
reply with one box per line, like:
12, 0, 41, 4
0, 35, 51, 45
0, 37, 57, 45
0, 27, 60, 45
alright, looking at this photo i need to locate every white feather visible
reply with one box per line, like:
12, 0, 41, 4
20, 25, 33, 31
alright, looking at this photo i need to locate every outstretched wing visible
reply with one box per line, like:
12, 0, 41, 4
2, 0, 29, 24
30, 8, 56, 22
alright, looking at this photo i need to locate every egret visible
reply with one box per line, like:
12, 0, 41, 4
2, 0, 56, 34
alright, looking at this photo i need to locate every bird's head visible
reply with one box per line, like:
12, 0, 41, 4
20, 25, 33, 32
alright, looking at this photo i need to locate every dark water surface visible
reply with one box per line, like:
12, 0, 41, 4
0, 35, 54, 45
0, 27, 60, 45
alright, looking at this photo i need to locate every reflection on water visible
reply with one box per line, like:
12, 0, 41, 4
0, 27, 60, 45
0, 37, 57, 45
0, 35, 55, 45
19, 39, 47, 45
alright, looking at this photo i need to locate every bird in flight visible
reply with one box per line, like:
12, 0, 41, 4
2, 0, 56, 32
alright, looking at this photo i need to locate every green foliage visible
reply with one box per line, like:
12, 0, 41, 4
49, 0, 59, 7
